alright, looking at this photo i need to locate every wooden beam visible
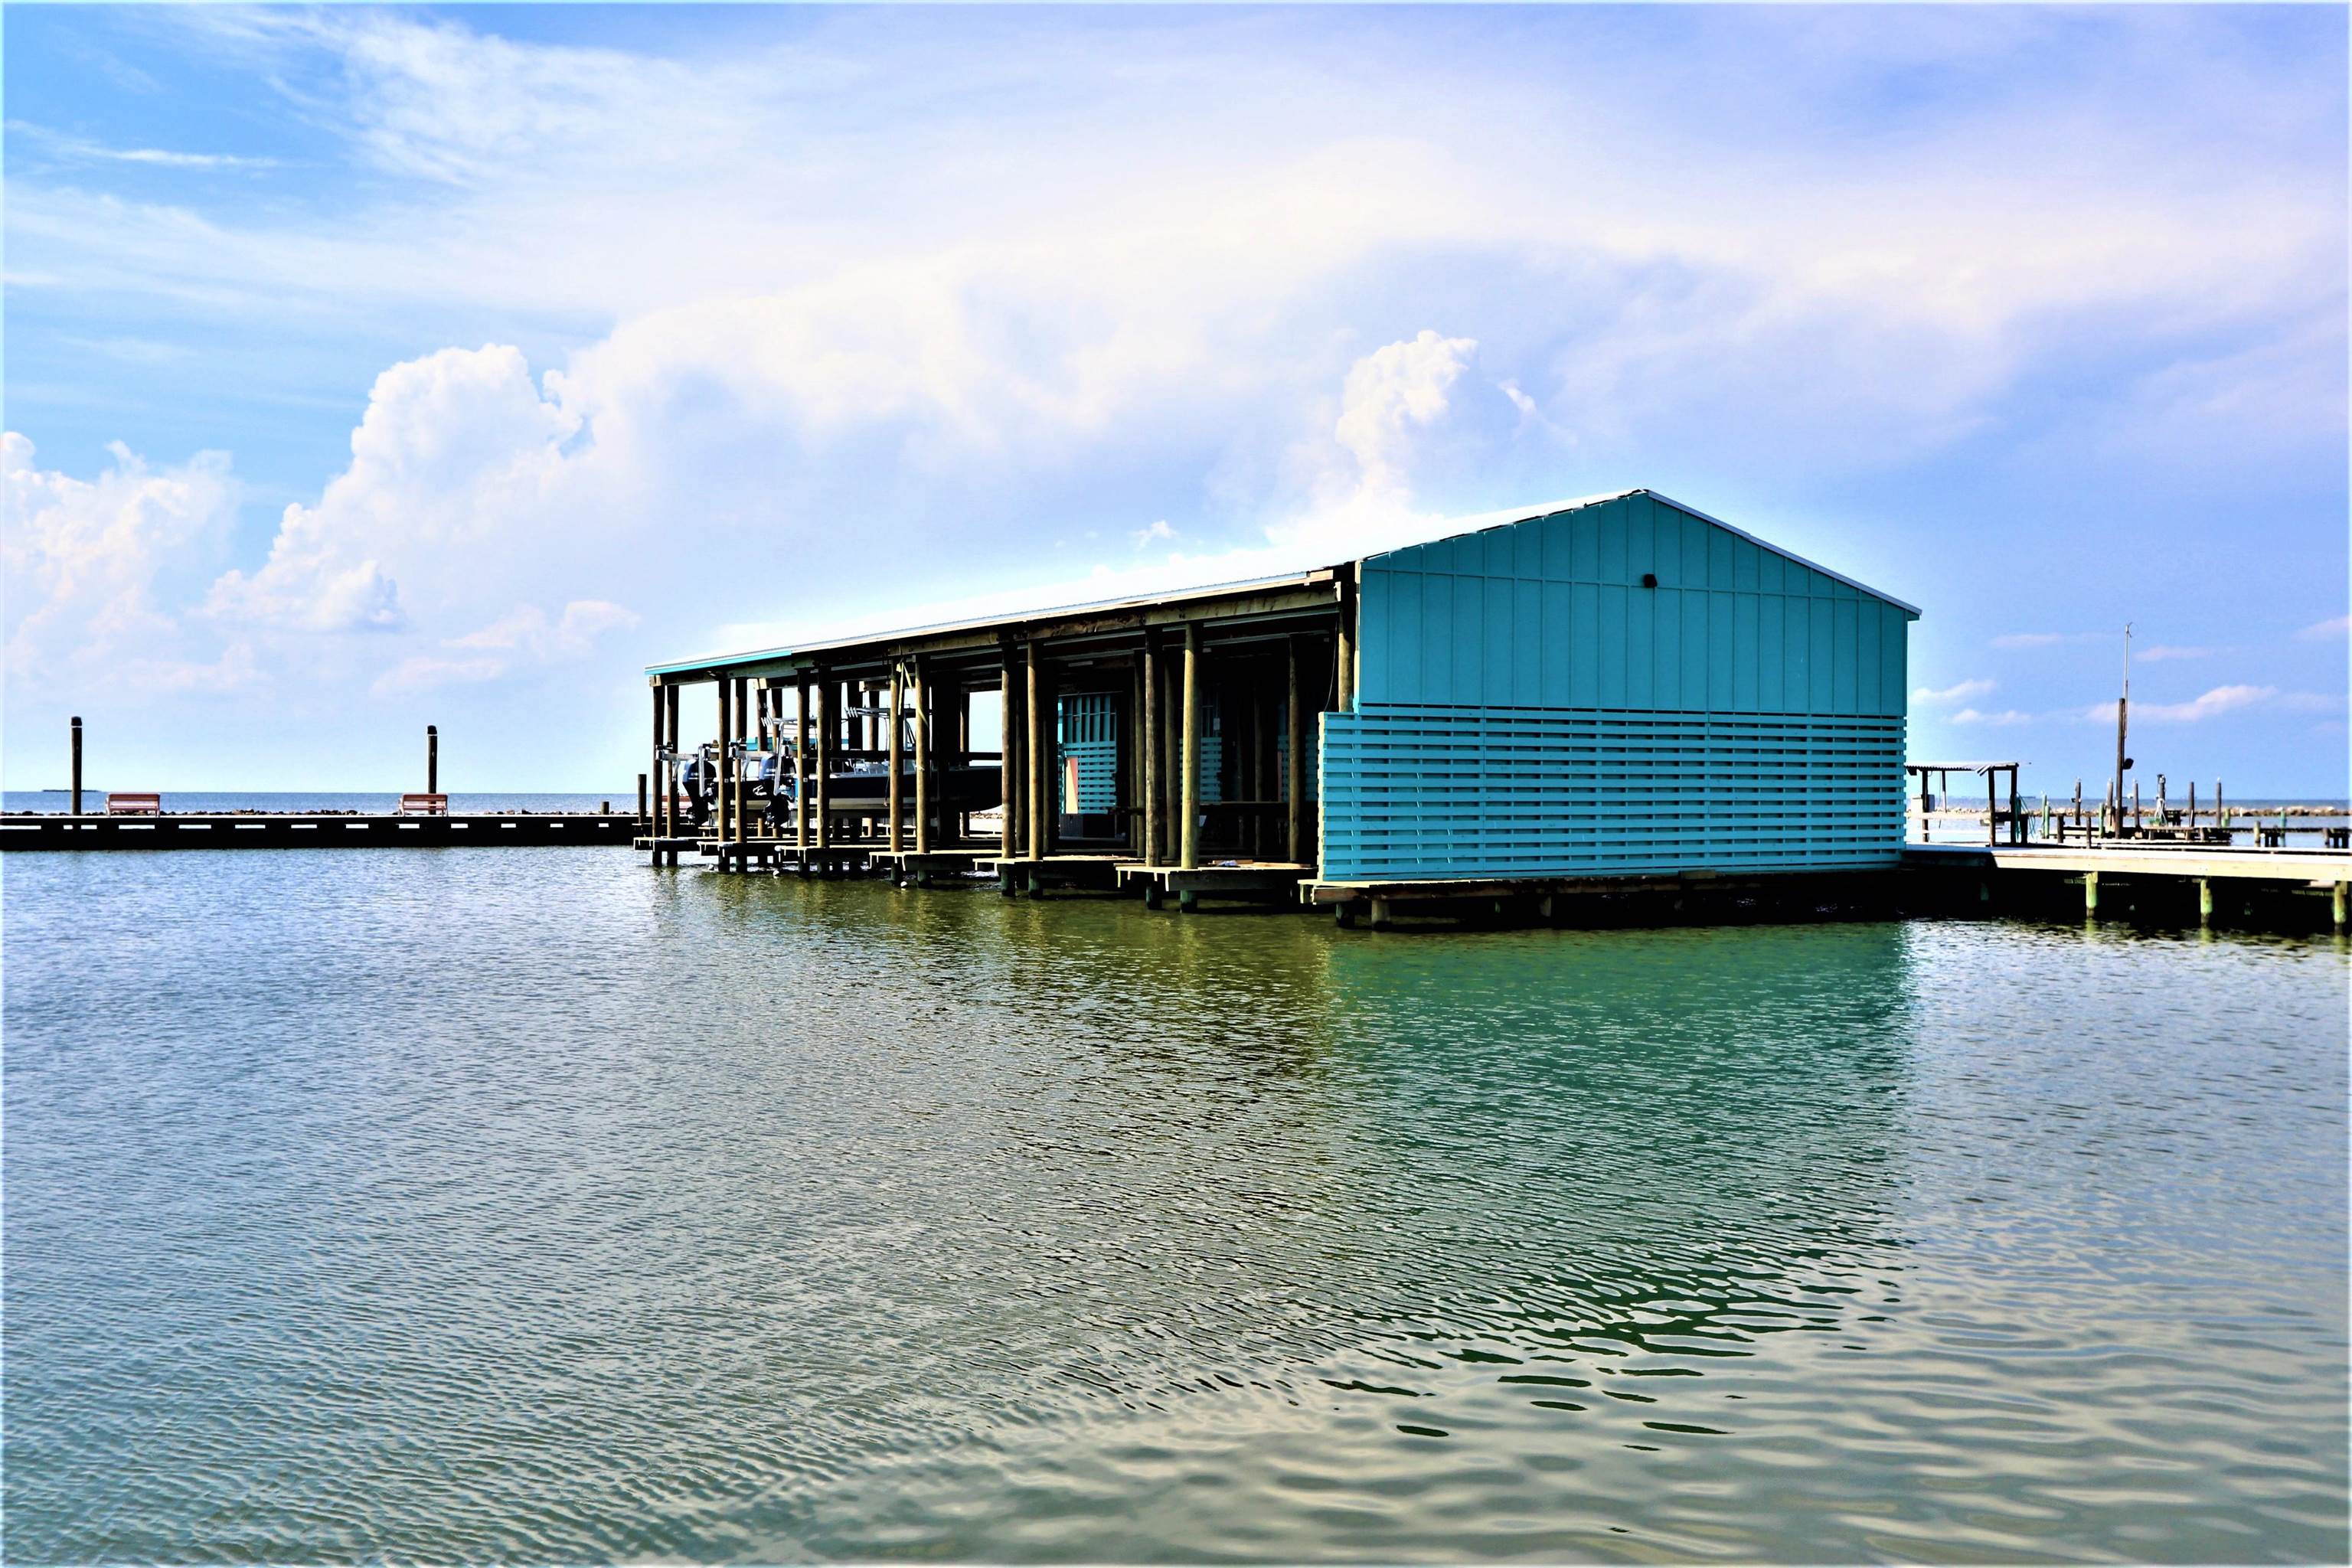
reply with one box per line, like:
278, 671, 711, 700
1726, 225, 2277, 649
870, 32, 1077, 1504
1335, 573, 1356, 714
1181, 622, 1200, 871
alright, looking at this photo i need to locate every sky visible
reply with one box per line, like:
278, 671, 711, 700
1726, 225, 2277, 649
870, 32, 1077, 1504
4, 4, 2346, 795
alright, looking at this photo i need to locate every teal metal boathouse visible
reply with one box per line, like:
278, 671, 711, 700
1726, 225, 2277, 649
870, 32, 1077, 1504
641, 488, 1917, 910
1320, 491, 1919, 885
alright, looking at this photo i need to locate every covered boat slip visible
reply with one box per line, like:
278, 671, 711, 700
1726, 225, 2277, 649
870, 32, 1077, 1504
641, 489, 1923, 915
642, 567, 1347, 905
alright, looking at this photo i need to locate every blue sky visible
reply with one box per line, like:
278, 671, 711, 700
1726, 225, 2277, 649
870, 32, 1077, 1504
5, 5, 2345, 793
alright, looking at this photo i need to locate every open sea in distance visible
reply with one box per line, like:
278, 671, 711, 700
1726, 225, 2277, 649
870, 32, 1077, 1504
3, 844, 2345, 1561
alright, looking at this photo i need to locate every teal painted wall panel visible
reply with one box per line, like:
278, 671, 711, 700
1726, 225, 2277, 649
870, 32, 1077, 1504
1358, 493, 1913, 719
1330, 492, 1916, 881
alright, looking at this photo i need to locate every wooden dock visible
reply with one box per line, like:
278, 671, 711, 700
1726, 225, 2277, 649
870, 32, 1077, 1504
4, 812, 642, 851
1903, 841, 2350, 927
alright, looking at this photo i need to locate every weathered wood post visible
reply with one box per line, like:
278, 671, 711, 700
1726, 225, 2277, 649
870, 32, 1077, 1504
999, 657, 1019, 861
1027, 644, 1047, 863
648, 685, 662, 835
2199, 878, 2214, 926
887, 667, 904, 854
426, 724, 438, 796
795, 678, 812, 858
813, 673, 830, 851
1140, 634, 1161, 866
1286, 638, 1305, 864
1181, 622, 1201, 871
664, 684, 681, 844
638, 772, 648, 831
724, 672, 743, 846
70, 715, 83, 816
2334, 882, 2347, 931
914, 658, 933, 855
714, 678, 731, 853
2083, 870, 2099, 919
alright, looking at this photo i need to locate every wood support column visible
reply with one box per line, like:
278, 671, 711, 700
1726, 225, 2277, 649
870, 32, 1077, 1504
648, 687, 663, 835
1027, 645, 1047, 861
1286, 638, 1305, 864
1141, 634, 1161, 867
794, 678, 811, 853
732, 678, 747, 849
914, 658, 933, 854
1180, 623, 1201, 871
1336, 576, 1356, 714
714, 678, 731, 846
813, 675, 830, 850
663, 684, 680, 841
1000, 659, 1019, 860
887, 668, 904, 853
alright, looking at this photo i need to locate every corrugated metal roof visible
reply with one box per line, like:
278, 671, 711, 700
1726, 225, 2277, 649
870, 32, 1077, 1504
646, 487, 1917, 677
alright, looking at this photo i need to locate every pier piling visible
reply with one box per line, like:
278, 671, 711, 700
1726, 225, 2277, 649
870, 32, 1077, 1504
426, 725, 438, 796
70, 716, 83, 816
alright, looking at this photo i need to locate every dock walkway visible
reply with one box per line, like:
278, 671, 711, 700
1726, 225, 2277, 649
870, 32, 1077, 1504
5, 812, 642, 851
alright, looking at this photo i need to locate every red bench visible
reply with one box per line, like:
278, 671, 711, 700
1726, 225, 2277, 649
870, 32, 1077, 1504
105, 792, 162, 815
397, 793, 449, 817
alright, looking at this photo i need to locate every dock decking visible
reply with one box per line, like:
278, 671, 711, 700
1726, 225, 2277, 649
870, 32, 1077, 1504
5, 812, 642, 850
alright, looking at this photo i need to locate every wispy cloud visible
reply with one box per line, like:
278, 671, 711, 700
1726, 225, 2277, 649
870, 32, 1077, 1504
2138, 644, 2216, 662
2082, 684, 2340, 723
1914, 678, 1994, 704
1951, 707, 2035, 726
1993, 630, 2122, 651
6, 119, 279, 171
2295, 614, 2350, 641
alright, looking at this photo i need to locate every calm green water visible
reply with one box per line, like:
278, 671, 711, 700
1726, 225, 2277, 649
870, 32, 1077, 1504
5, 848, 2346, 1563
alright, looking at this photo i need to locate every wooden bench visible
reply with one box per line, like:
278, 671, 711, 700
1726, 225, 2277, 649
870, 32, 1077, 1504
397, 793, 449, 817
105, 792, 162, 815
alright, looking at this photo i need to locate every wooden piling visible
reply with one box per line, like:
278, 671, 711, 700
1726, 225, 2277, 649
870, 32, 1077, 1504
813, 674, 829, 850
648, 686, 663, 835
70, 715, 83, 816
913, 658, 933, 855
795, 678, 811, 855
1027, 645, 1047, 862
1286, 638, 1305, 864
664, 684, 681, 843
887, 668, 904, 853
2084, 870, 2099, 918
2335, 882, 2347, 930
1181, 622, 1201, 871
724, 677, 743, 846
638, 771, 648, 831
2199, 877, 2214, 926
714, 678, 732, 848
1000, 658, 1018, 861
1141, 634, 1161, 865
426, 724, 438, 796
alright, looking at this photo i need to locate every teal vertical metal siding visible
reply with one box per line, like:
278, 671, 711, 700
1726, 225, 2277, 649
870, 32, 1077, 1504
1323, 492, 1916, 883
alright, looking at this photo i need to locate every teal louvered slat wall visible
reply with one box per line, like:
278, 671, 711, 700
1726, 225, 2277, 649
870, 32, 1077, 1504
1057, 692, 1120, 812
1318, 705, 1907, 882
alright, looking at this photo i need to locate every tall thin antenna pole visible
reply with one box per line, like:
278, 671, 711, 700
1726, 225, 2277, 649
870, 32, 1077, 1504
2112, 623, 2131, 830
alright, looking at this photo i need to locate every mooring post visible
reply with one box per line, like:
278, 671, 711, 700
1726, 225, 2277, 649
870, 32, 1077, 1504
2334, 882, 2347, 931
426, 724, 438, 797
2084, 870, 2099, 919
638, 772, 648, 831
664, 684, 681, 849
914, 658, 933, 856
813, 674, 830, 851
70, 715, 83, 816
2199, 878, 2214, 926
1180, 622, 1201, 871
